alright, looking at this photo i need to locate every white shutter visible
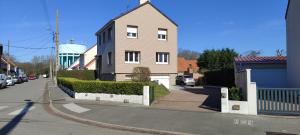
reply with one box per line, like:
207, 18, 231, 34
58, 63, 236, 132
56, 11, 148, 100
127, 27, 137, 33
158, 29, 167, 35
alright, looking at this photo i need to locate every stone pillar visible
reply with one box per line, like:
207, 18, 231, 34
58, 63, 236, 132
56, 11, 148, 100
221, 87, 229, 113
143, 86, 150, 106
246, 69, 257, 115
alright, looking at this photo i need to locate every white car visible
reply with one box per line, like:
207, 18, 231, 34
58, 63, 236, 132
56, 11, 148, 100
6, 76, 15, 86
0, 74, 7, 88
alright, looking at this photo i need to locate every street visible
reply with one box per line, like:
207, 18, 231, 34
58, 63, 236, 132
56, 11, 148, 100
0, 78, 146, 135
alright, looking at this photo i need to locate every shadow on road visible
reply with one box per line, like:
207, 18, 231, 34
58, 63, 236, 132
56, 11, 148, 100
0, 101, 34, 135
183, 87, 221, 111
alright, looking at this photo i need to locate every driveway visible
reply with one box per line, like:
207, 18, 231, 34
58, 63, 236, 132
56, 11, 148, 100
152, 85, 221, 112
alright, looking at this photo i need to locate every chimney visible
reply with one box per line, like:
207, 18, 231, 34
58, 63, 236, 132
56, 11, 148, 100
140, 0, 150, 5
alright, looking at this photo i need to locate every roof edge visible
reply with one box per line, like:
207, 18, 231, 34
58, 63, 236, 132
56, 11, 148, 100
285, 0, 291, 20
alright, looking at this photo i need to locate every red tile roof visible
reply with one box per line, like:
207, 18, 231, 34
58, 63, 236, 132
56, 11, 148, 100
234, 56, 287, 64
178, 57, 199, 72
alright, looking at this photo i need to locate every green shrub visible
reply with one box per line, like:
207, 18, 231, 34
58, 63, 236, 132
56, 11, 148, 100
57, 70, 96, 80
229, 87, 241, 101
203, 69, 235, 87
57, 77, 144, 95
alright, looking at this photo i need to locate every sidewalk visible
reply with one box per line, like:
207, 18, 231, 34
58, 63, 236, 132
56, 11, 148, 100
47, 82, 300, 135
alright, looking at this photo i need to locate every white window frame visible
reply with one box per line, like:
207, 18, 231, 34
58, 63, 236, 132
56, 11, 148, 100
125, 51, 140, 64
156, 52, 169, 64
127, 26, 138, 39
158, 28, 167, 41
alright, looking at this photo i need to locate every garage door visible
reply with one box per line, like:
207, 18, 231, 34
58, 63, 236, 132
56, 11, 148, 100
150, 76, 170, 89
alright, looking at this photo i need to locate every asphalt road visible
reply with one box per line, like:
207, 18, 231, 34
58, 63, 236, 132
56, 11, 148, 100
0, 78, 146, 135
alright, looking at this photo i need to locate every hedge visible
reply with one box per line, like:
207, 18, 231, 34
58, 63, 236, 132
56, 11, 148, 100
203, 69, 235, 87
57, 70, 96, 80
57, 77, 144, 95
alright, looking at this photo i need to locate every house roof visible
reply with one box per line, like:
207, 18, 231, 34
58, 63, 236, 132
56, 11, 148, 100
95, 2, 178, 35
234, 56, 287, 64
177, 57, 199, 72
285, 0, 291, 20
82, 44, 97, 54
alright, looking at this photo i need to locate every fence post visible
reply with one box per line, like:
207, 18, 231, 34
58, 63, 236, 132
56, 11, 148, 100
143, 86, 150, 106
246, 69, 258, 115
221, 87, 229, 113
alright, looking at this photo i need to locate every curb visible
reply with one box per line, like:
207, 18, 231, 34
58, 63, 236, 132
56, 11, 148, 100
46, 82, 194, 135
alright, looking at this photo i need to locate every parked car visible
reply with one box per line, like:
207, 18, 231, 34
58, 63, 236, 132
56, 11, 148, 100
28, 75, 36, 80
21, 76, 28, 82
0, 74, 7, 88
14, 76, 23, 84
43, 74, 48, 78
176, 75, 195, 86
6, 76, 15, 86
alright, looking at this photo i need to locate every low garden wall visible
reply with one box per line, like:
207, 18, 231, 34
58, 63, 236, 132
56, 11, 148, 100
57, 77, 154, 106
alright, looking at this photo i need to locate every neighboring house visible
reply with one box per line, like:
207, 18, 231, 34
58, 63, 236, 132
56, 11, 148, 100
234, 56, 287, 88
177, 57, 201, 79
286, 0, 300, 87
95, 0, 178, 89
0, 56, 18, 75
59, 41, 87, 69
79, 44, 97, 70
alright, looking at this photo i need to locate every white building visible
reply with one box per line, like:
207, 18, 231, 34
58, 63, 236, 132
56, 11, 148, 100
59, 40, 87, 69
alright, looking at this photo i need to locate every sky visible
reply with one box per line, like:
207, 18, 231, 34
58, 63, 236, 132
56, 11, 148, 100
0, 0, 288, 62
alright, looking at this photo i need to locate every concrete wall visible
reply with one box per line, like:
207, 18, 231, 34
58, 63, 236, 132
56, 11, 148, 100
251, 68, 287, 88
222, 69, 257, 115
286, 0, 300, 87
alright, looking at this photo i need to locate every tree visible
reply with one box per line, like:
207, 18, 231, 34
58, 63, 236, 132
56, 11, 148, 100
197, 48, 238, 71
132, 67, 151, 82
276, 49, 285, 56
178, 48, 201, 60
245, 50, 261, 57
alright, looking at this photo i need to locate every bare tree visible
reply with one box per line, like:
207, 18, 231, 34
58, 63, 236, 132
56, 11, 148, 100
276, 49, 285, 56
178, 48, 201, 60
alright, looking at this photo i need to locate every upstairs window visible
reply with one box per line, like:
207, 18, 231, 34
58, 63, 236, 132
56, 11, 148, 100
125, 51, 140, 63
158, 29, 167, 41
156, 52, 169, 64
127, 26, 138, 38
97, 35, 101, 45
107, 52, 112, 65
102, 31, 106, 44
108, 27, 112, 41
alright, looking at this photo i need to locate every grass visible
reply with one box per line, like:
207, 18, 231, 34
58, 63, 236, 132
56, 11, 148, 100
150, 82, 170, 100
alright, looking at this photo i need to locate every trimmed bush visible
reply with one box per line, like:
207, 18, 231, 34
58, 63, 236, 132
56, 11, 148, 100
57, 70, 96, 80
132, 67, 151, 82
229, 87, 242, 101
203, 69, 235, 87
57, 77, 144, 95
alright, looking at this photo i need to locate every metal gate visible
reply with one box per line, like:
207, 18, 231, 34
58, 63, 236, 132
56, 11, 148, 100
257, 88, 300, 115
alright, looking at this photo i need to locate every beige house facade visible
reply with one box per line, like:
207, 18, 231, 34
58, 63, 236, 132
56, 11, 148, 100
286, 0, 300, 87
95, 1, 178, 89
79, 44, 97, 70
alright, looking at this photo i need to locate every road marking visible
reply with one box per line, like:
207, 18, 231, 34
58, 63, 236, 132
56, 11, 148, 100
0, 106, 8, 110
8, 106, 36, 116
63, 103, 90, 113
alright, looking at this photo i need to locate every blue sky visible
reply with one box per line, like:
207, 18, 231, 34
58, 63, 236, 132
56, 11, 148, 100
0, 0, 288, 62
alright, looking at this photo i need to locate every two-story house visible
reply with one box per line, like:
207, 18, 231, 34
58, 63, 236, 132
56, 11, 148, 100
95, 0, 178, 89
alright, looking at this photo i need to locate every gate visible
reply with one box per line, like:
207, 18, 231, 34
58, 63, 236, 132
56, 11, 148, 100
257, 88, 300, 115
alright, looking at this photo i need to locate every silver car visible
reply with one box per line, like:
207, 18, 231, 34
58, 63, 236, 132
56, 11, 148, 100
6, 76, 15, 86
0, 74, 7, 88
176, 75, 195, 86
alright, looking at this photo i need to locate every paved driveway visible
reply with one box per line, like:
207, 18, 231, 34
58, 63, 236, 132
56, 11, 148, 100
152, 86, 221, 112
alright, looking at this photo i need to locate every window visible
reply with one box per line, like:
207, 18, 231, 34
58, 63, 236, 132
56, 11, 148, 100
107, 52, 112, 65
97, 35, 101, 45
156, 52, 169, 64
125, 51, 140, 63
158, 29, 167, 40
108, 27, 112, 41
102, 31, 106, 44
127, 26, 138, 38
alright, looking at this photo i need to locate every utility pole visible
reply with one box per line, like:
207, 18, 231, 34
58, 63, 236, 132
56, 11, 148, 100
50, 46, 53, 80
7, 40, 10, 76
55, 9, 59, 78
